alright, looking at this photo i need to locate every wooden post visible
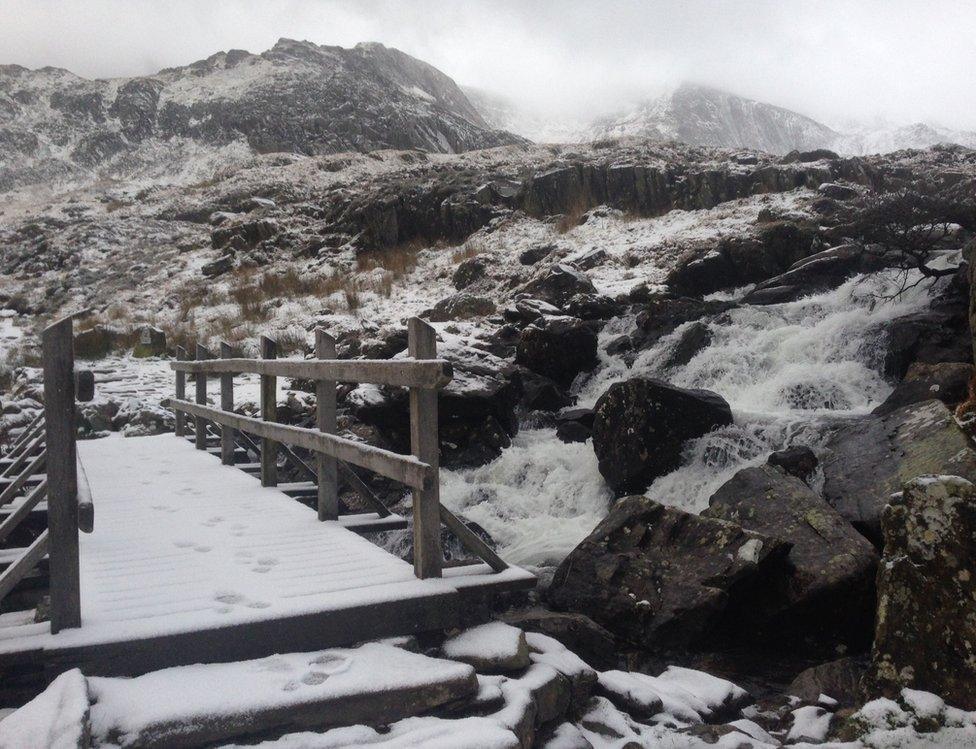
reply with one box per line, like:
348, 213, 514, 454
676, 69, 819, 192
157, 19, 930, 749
42, 316, 81, 632
315, 329, 339, 520
174, 346, 187, 437
407, 318, 443, 579
260, 335, 278, 487
219, 342, 236, 465
194, 344, 211, 450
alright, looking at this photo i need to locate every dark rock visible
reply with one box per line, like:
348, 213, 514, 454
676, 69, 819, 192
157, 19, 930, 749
503, 609, 618, 671
211, 218, 278, 251
631, 296, 732, 352
518, 370, 572, 413
555, 407, 595, 430
662, 321, 712, 369
880, 310, 972, 380
873, 361, 973, 416
817, 182, 860, 201
132, 325, 166, 358
426, 293, 496, 322
556, 421, 591, 444
516, 316, 598, 389
564, 293, 618, 321
572, 248, 608, 271
780, 149, 840, 163
452, 256, 486, 289
202, 254, 234, 278
519, 264, 597, 307
604, 335, 632, 356
508, 298, 562, 324
519, 245, 555, 266
767, 445, 819, 483
703, 464, 878, 646
821, 400, 976, 544
866, 475, 976, 709
788, 657, 865, 707
548, 496, 790, 650
591, 378, 734, 494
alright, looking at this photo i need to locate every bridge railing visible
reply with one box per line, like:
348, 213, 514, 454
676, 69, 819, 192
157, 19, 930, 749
167, 317, 507, 579
0, 315, 95, 633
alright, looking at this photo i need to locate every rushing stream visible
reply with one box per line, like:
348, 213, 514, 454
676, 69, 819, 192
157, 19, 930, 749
443, 267, 942, 567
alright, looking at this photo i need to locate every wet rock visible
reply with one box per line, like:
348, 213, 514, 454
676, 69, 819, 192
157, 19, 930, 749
548, 496, 790, 651
202, 253, 234, 278
880, 310, 972, 380
502, 609, 617, 672
426, 293, 496, 322
132, 325, 166, 358
767, 445, 819, 483
519, 264, 597, 308
556, 421, 591, 444
788, 657, 865, 707
866, 475, 976, 709
821, 400, 976, 544
591, 378, 734, 495
452, 256, 487, 289
516, 316, 598, 389
873, 361, 973, 416
518, 370, 572, 413
662, 321, 712, 369
630, 295, 732, 353
564, 293, 619, 321
703, 464, 879, 645
743, 243, 888, 305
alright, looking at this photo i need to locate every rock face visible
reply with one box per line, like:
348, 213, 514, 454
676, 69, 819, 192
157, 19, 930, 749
591, 378, 734, 494
703, 464, 878, 645
0, 39, 523, 191
821, 400, 976, 543
873, 362, 973, 416
518, 264, 597, 308
515, 316, 598, 389
547, 496, 790, 651
866, 475, 976, 709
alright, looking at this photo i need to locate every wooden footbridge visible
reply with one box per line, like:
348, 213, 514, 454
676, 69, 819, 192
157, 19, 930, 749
0, 316, 532, 686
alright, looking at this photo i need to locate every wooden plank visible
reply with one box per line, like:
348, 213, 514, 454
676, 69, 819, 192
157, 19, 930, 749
42, 315, 80, 632
194, 344, 212, 451
167, 399, 434, 490
439, 506, 508, 573
315, 329, 339, 521
0, 530, 49, 603
0, 480, 47, 544
0, 450, 45, 509
7, 413, 43, 453
219, 342, 236, 466
260, 336, 278, 488
408, 318, 443, 579
76, 456, 94, 534
174, 346, 187, 437
170, 358, 453, 389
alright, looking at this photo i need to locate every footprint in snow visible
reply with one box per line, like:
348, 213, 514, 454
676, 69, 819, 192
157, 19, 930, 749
214, 592, 243, 605
173, 540, 194, 548
194, 545, 212, 553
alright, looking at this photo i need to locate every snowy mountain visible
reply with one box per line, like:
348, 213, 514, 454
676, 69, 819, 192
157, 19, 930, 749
833, 120, 976, 155
585, 83, 838, 154
0, 39, 524, 192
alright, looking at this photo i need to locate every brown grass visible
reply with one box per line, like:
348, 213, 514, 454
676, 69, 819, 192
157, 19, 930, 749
357, 238, 430, 277
555, 197, 592, 234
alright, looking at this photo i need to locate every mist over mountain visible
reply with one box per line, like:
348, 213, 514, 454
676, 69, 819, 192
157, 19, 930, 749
0, 38, 523, 192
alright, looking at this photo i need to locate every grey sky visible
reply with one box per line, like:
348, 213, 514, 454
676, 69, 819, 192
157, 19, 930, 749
3, 0, 974, 129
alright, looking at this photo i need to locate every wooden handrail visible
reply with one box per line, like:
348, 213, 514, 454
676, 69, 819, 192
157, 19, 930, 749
170, 357, 453, 389
439, 505, 508, 572
0, 480, 47, 544
166, 398, 435, 490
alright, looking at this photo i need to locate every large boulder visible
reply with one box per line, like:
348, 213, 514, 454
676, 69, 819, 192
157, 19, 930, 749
821, 400, 976, 544
880, 309, 972, 380
866, 475, 976, 709
591, 378, 734, 494
629, 295, 732, 354
873, 361, 973, 416
425, 293, 496, 322
518, 263, 597, 308
515, 316, 598, 389
703, 464, 878, 645
547, 496, 790, 651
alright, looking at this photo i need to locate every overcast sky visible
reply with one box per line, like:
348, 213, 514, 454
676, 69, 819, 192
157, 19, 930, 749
3, 0, 974, 130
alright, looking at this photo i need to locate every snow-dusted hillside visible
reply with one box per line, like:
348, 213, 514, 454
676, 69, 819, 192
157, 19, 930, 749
0, 39, 524, 193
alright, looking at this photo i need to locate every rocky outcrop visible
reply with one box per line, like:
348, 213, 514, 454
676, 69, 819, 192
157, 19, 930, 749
703, 464, 878, 645
517, 264, 597, 309
873, 361, 973, 416
591, 378, 734, 494
821, 400, 976, 544
515, 316, 598, 389
548, 495, 790, 651
666, 221, 818, 297
866, 475, 976, 709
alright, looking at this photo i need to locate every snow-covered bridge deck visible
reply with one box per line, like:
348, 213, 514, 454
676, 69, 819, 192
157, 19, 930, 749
0, 434, 533, 676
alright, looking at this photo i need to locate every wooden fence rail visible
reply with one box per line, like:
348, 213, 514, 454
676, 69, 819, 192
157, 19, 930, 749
168, 317, 507, 578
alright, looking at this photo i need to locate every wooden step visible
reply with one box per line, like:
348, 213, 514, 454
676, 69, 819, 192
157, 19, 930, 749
204, 447, 249, 462
334, 512, 408, 534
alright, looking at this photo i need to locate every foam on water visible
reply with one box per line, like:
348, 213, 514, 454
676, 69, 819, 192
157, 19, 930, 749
444, 268, 942, 563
